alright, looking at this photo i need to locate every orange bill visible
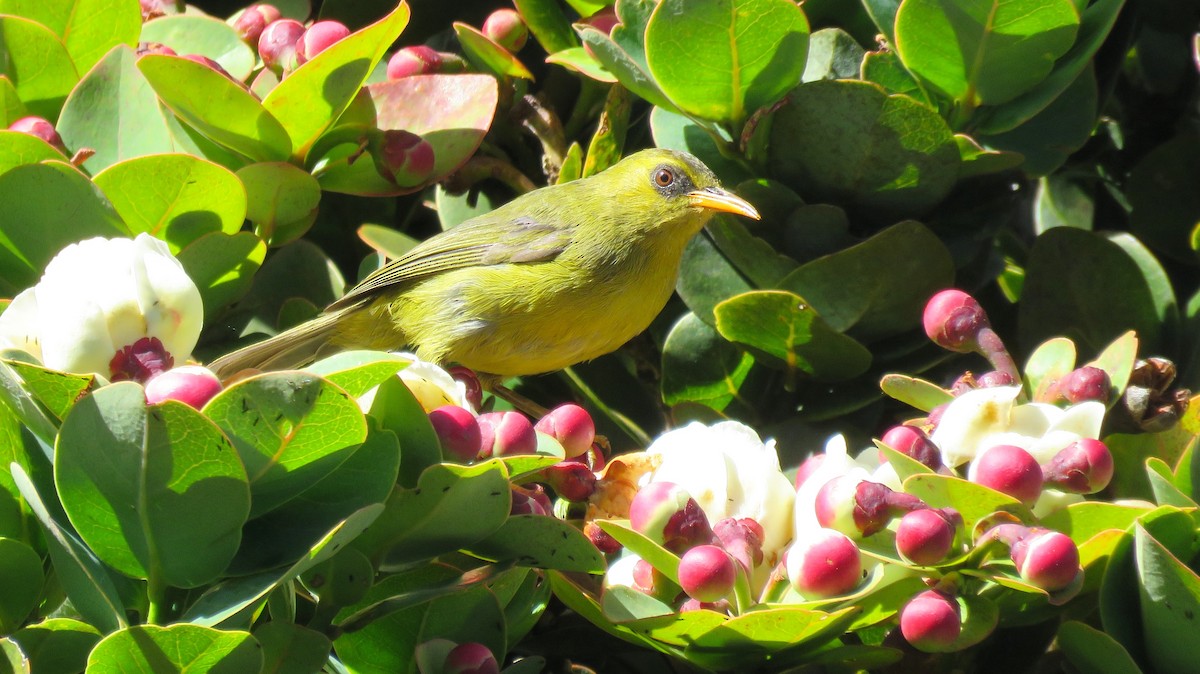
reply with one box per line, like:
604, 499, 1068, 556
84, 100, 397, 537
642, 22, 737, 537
687, 187, 761, 219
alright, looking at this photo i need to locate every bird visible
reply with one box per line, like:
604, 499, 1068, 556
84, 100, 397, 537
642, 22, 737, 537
208, 148, 759, 381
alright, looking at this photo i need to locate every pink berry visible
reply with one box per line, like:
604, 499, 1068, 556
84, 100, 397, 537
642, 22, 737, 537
378, 130, 435, 187
386, 45, 443, 79
880, 425, 941, 470
678, 545, 737, 603
509, 483, 551, 516
900, 590, 962, 652
8, 116, 65, 152
539, 460, 597, 501
443, 642, 499, 674
477, 411, 537, 458
1042, 438, 1113, 494
534, 403, 595, 458
580, 7, 619, 59
970, 444, 1043, 506
1011, 529, 1081, 592
1059, 366, 1112, 404
445, 365, 482, 411
895, 508, 958, 565
923, 289, 988, 352
296, 20, 350, 64
428, 405, 481, 463
976, 370, 1016, 388
232, 4, 281, 44
482, 8, 528, 52
713, 517, 764, 572
584, 521, 621, 554
628, 481, 714, 553
144, 365, 223, 409
258, 19, 305, 73
787, 528, 862, 598
816, 478, 924, 538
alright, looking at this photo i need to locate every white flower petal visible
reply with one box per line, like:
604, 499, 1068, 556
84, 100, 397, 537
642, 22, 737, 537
931, 385, 1022, 467
0, 288, 43, 360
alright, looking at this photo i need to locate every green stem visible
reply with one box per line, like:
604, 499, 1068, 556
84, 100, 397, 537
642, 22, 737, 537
146, 574, 167, 625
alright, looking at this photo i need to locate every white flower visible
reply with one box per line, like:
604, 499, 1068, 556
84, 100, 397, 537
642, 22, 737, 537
356, 352, 475, 414
0, 234, 202, 378
931, 386, 1105, 468
793, 435, 901, 538
642, 421, 795, 580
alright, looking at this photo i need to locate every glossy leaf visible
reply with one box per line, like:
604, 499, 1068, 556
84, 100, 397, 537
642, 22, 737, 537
879, 374, 952, 412
514, 0, 579, 53
87, 625, 261, 673
661, 311, 755, 412
1127, 132, 1200, 265
364, 375, 441, 487
903, 473, 1032, 528
55, 383, 250, 587
577, 26, 677, 113
1136, 524, 1200, 673
1057, 621, 1143, 674
9, 618, 100, 674
0, 131, 64, 177
0, 16, 79, 120
0, 359, 92, 421
0, 538, 42, 634
454, 22, 534, 80
1023, 336, 1076, 402
140, 15, 257, 81
254, 622, 331, 674
981, 65, 1098, 176
237, 162, 321, 247
649, 107, 752, 186
0, 0, 139, 74
176, 231, 267, 322
466, 514, 606, 573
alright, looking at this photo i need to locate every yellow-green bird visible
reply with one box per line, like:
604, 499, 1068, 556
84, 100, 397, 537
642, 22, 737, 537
208, 148, 759, 380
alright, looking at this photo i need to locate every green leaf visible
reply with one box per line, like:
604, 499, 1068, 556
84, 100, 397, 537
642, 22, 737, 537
0, 161, 127, 296
0, 130, 64, 176
0, 538, 42, 634
0, 16, 79, 120
767, 80, 959, 222
203, 371, 367, 518
582, 84, 631, 177
454, 22, 534, 80
645, 0, 809, 125
0, 0, 139, 74
980, 64, 1098, 176
1087, 330, 1138, 402
0, 359, 92, 421
661, 311, 755, 412
1035, 174, 1095, 232
55, 384, 251, 587
903, 473, 1032, 528
879, 374, 952, 412
1018, 227, 1168, 355
305, 351, 409, 398
364, 375, 441, 487
176, 231, 267, 322
467, 514, 606, 573
802, 28, 865, 82
253, 622, 331, 674
262, 3, 410, 160
9, 618, 101, 674
1040, 501, 1153, 545
577, 27, 678, 113
55, 46, 177, 174
545, 46, 616, 83
0, 77, 26, 128
1126, 133, 1200, 265
713, 290, 872, 380
513, 0, 579, 53
93, 154, 246, 251
1135, 523, 1200, 673
779, 220, 954, 341
649, 107, 752, 186
894, 0, 1080, 106
1057, 620, 1143, 674
237, 162, 321, 248
138, 54, 291, 162
595, 519, 679, 583
139, 15, 257, 81
954, 133, 1023, 178
1023, 336, 1076, 402
86, 625, 261, 673
860, 50, 930, 106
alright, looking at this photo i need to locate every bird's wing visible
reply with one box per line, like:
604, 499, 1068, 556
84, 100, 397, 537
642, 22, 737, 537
328, 215, 576, 311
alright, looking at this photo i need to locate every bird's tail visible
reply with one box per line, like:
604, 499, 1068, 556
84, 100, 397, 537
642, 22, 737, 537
207, 310, 346, 379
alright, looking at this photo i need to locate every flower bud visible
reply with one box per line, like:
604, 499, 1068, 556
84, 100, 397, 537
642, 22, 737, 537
815, 477, 924, 538
110, 336, 175, 383
428, 405, 481, 463
534, 403, 595, 459
509, 483, 551, 517
895, 508, 959, 565
793, 453, 826, 489
976, 370, 1016, 388
628, 481, 714, 553
631, 558, 657, 594
879, 425, 941, 470
232, 4, 281, 44
296, 20, 350, 64
1059, 366, 1112, 404
969, 445, 1043, 506
923, 289, 988, 352
539, 460, 597, 502
144, 365, 222, 409
443, 642, 499, 674
386, 45, 443, 79
9, 116, 65, 152
713, 517, 764, 572
678, 545, 737, 602
900, 589, 961, 652
1011, 528, 1081, 592
378, 130, 435, 187
786, 528, 862, 598
477, 411, 537, 458
258, 19, 304, 74
482, 9, 528, 52
580, 7, 619, 59
1042, 438, 1113, 494
584, 521, 621, 554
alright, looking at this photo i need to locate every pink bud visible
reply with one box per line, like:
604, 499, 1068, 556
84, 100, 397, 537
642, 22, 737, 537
923, 289, 989, 353
296, 20, 350, 64
379, 130, 435, 187
258, 19, 305, 73
443, 642, 499, 674
794, 453, 826, 490
539, 461, 596, 502
477, 411, 537, 458
445, 366, 482, 411
111, 336, 173, 383
678, 545, 737, 602
1011, 529, 1081, 592
428, 405, 481, 463
895, 508, 959, 565
926, 402, 949, 428
534, 403, 595, 459
900, 589, 961, 652
970, 445, 1043, 506
787, 528, 862, 598
580, 7, 619, 59
1042, 439, 1113, 494
482, 8, 528, 52
628, 481, 714, 553
815, 478, 924, 538
631, 558, 657, 594
879, 425, 941, 470
509, 483, 551, 517
233, 4, 281, 44
584, 521, 621, 553
976, 370, 1016, 388
144, 365, 223, 409
1059, 366, 1112, 404
713, 517, 764, 572
386, 45, 443, 79
9, 116, 65, 152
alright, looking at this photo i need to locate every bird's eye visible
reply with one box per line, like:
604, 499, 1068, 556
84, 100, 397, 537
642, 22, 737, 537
654, 168, 674, 188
